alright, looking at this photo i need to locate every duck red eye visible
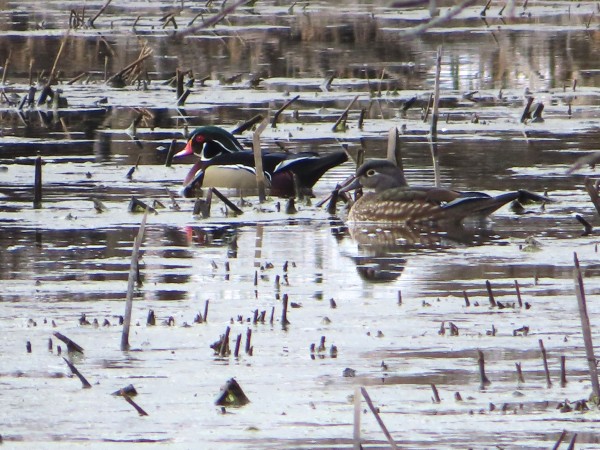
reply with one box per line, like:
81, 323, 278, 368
194, 135, 205, 143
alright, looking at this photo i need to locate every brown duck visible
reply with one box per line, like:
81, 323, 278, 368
344, 159, 549, 224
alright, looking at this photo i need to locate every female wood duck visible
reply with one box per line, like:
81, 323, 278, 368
343, 159, 549, 224
175, 126, 348, 197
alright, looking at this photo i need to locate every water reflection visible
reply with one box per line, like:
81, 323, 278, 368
183, 225, 238, 250
342, 222, 497, 282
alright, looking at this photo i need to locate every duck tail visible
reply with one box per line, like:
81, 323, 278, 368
443, 190, 549, 219
278, 151, 348, 188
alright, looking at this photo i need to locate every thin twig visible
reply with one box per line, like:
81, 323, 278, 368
360, 388, 398, 449
176, 0, 250, 38
49, 32, 70, 85
253, 118, 269, 202
63, 357, 92, 388
573, 252, 600, 402
121, 209, 149, 351
332, 95, 360, 132
272, 95, 300, 128
399, 0, 478, 37
88, 0, 113, 27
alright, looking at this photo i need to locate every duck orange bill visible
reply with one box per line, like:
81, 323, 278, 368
174, 139, 194, 158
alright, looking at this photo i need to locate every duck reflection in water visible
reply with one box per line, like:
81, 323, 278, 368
336, 221, 496, 282
333, 158, 549, 282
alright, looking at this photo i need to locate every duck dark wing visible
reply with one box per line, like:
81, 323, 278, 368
442, 190, 549, 219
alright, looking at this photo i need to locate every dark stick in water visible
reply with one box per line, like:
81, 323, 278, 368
33, 156, 42, 209
539, 339, 552, 388
63, 357, 92, 389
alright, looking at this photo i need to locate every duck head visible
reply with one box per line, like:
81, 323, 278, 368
341, 159, 409, 193
174, 126, 246, 160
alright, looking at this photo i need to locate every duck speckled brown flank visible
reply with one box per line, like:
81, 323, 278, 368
344, 159, 549, 225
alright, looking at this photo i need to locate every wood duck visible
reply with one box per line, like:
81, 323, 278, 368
343, 159, 549, 224
175, 126, 348, 197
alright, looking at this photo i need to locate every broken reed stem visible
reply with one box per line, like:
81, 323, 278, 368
429, 48, 441, 189
230, 114, 264, 135
429, 139, 440, 188
360, 387, 399, 449
353, 386, 361, 450
210, 188, 243, 214
478, 350, 491, 388
1, 50, 10, 85
66, 71, 88, 85
431, 46, 442, 139
560, 355, 567, 387
28, 58, 34, 85
567, 434, 577, 450
89, 0, 113, 27
164, 139, 177, 167
121, 209, 149, 351
386, 127, 402, 170
252, 118, 269, 203
539, 339, 552, 388
49, 32, 70, 85
177, 89, 191, 107
401, 0, 478, 37
203, 299, 209, 322
219, 326, 231, 357
245, 327, 252, 354
358, 108, 366, 129
178, 0, 250, 37
463, 290, 470, 307
106, 49, 153, 85
175, 69, 184, 101
515, 362, 525, 383
234, 333, 242, 358
485, 280, 497, 307
33, 155, 42, 209
431, 384, 441, 403
514, 279, 523, 307
422, 93, 433, 122
332, 94, 360, 132
53, 332, 84, 353
63, 357, 92, 388
271, 94, 300, 128
552, 430, 567, 450
480, 0, 492, 15
120, 390, 149, 416
575, 214, 593, 236
326, 187, 339, 215
583, 177, 600, 216
573, 252, 600, 401
281, 293, 290, 327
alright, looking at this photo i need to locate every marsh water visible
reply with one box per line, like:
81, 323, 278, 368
2, 1, 600, 448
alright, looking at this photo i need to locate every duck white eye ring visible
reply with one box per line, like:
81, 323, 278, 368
366, 169, 376, 177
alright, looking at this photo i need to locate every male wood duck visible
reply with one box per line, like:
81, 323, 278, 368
343, 159, 549, 224
175, 126, 348, 197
